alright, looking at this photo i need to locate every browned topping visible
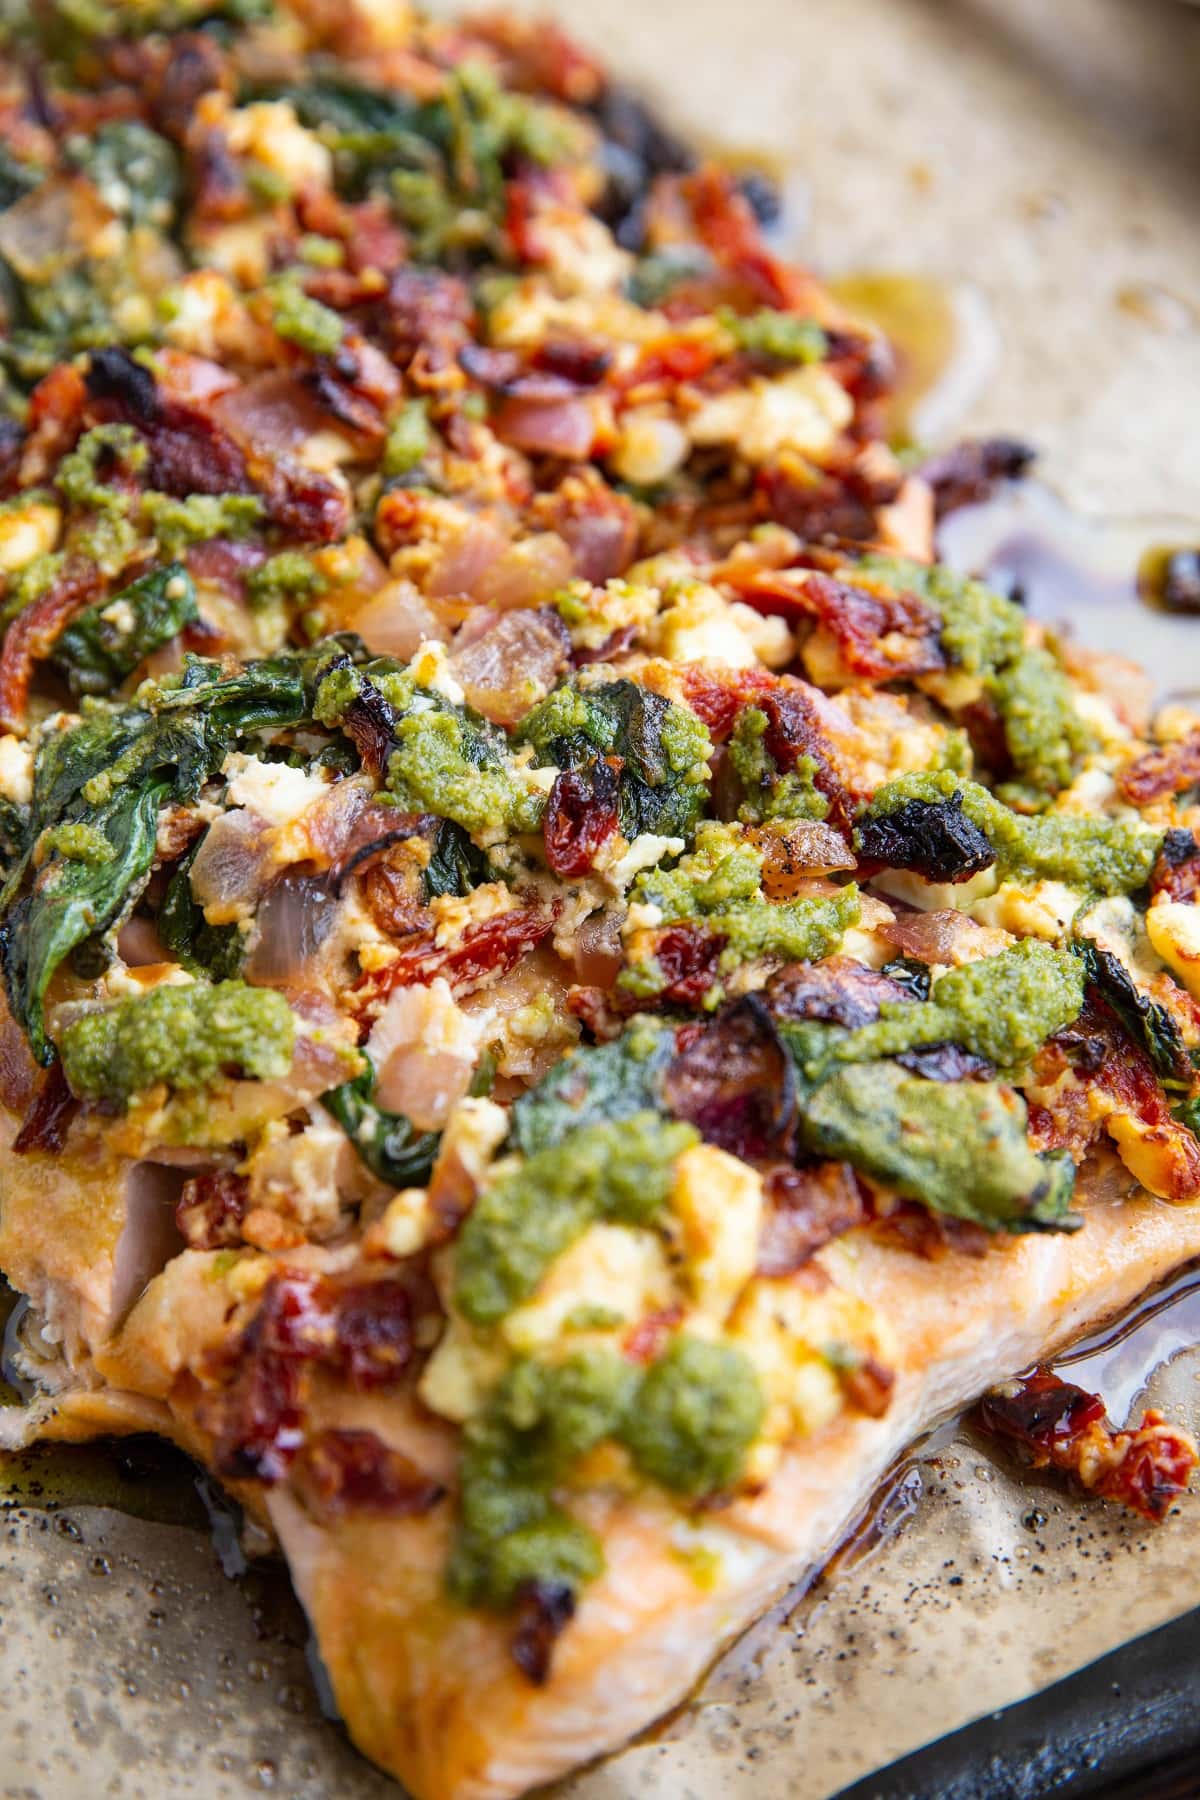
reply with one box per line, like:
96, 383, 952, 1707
757, 1161, 866, 1275
176, 1170, 249, 1250
1151, 829, 1200, 903
292, 1429, 444, 1522
1118, 729, 1200, 806
11, 1060, 79, 1155
510, 1579, 576, 1685
977, 1369, 1199, 1522
663, 995, 794, 1163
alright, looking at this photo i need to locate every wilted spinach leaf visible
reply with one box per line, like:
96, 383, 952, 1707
51, 561, 199, 697
321, 1059, 439, 1188
1075, 938, 1194, 1092
508, 1019, 674, 1157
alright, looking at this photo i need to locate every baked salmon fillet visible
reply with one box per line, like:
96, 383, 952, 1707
2, 4, 1200, 1797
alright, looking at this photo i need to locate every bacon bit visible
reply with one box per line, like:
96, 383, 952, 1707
292, 1429, 444, 1522
260, 459, 351, 545
1151, 828, 1200, 903
757, 1161, 866, 1275
12, 1061, 79, 1155
841, 1356, 895, 1419
977, 1368, 1199, 1522
918, 437, 1035, 519
873, 1203, 992, 1260
676, 662, 779, 741
622, 1305, 685, 1365
754, 684, 858, 832
543, 759, 620, 878
680, 166, 825, 314
360, 905, 558, 1005
510, 1579, 576, 1686
0, 558, 102, 731
663, 995, 795, 1162
20, 361, 86, 482
86, 346, 253, 497
176, 1170, 249, 1250
751, 821, 855, 898
1118, 729, 1200, 806
379, 265, 472, 368
879, 907, 1001, 969
754, 461, 882, 547
767, 954, 908, 1029
748, 569, 946, 683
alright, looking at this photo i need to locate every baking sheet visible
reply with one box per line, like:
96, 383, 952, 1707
4, 1, 1200, 1794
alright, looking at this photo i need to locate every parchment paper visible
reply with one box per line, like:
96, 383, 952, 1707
4, 2, 1200, 1794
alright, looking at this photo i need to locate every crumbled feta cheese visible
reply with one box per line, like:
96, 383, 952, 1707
0, 734, 33, 805
0, 500, 60, 573
688, 367, 853, 464
222, 753, 328, 828
1146, 898, 1200, 1001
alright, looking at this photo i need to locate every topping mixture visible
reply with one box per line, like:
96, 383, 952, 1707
0, 0, 1198, 1709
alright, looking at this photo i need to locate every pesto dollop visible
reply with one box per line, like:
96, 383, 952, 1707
801, 1060, 1077, 1231
59, 979, 295, 1106
857, 557, 1095, 799
829, 939, 1085, 1078
729, 704, 829, 823
862, 771, 1160, 895
453, 1111, 698, 1326
626, 822, 859, 990
448, 1340, 765, 1610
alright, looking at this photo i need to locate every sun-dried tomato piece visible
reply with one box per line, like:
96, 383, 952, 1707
855, 794, 995, 884
663, 995, 795, 1162
176, 1170, 249, 1250
1118, 729, 1200, 807
544, 759, 620, 878
622, 1305, 685, 1365
918, 437, 1035, 520
0, 558, 102, 731
757, 1161, 865, 1275
212, 1350, 306, 1484
360, 905, 558, 1005
12, 1060, 79, 1155
209, 1272, 421, 1483
293, 1429, 443, 1521
976, 1368, 1198, 1522
766, 954, 909, 1029
639, 922, 725, 1010
676, 662, 779, 741
510, 1580, 576, 1686
1151, 828, 1200, 903
329, 1281, 414, 1388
